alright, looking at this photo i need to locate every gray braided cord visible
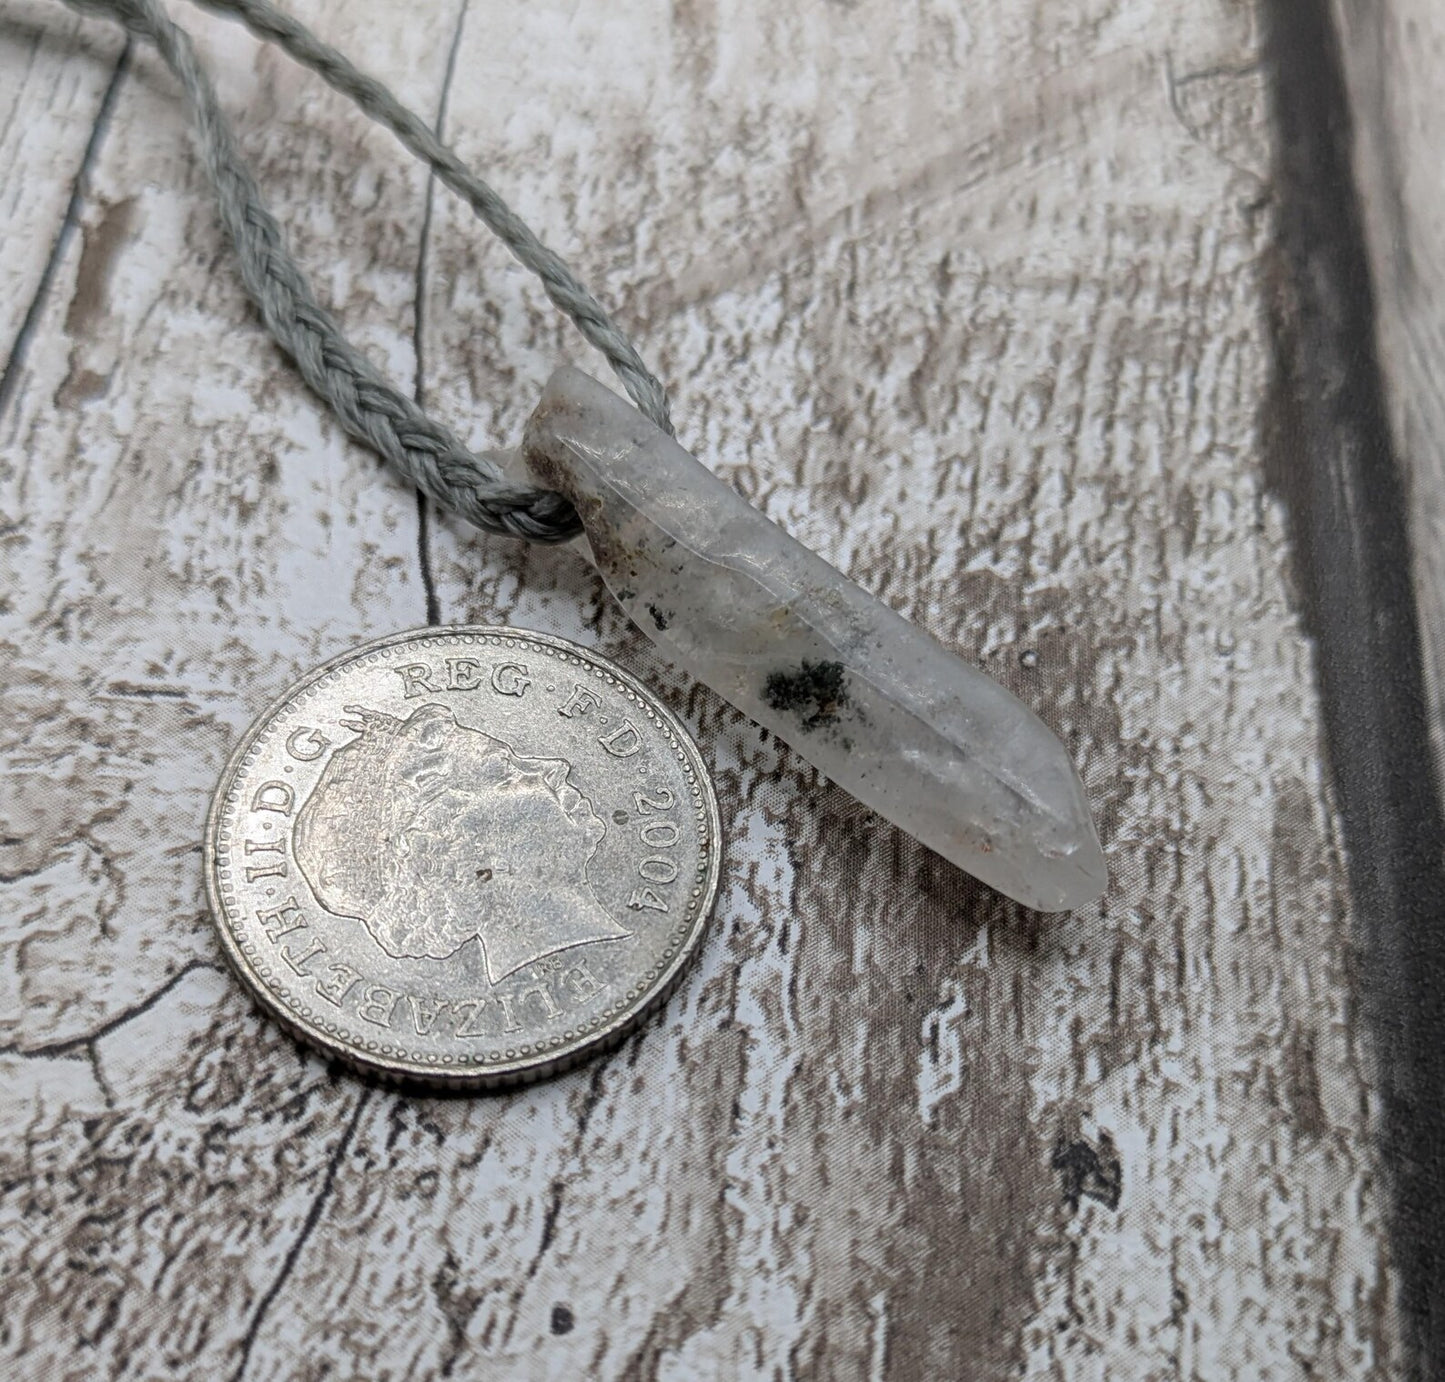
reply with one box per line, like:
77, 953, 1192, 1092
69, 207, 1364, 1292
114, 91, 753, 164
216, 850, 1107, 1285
181, 0, 674, 440
57, 0, 665, 541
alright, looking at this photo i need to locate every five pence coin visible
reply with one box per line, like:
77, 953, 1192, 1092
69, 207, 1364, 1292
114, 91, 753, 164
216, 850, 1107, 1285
204, 626, 722, 1088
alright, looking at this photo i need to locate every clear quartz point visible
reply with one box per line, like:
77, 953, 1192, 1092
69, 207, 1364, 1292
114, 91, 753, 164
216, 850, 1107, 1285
523, 366, 1107, 912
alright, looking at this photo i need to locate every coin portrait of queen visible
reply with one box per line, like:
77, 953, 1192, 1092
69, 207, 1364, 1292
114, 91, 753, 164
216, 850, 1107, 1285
292, 702, 630, 984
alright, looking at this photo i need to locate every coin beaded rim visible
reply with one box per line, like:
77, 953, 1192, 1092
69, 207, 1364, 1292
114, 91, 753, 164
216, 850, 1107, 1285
203, 625, 722, 1089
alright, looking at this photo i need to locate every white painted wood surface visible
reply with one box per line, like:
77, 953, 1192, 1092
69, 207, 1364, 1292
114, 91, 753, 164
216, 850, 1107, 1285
0, 0, 1401, 1376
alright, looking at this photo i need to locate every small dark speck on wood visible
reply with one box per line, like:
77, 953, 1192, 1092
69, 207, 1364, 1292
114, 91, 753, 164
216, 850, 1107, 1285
1052, 1133, 1122, 1211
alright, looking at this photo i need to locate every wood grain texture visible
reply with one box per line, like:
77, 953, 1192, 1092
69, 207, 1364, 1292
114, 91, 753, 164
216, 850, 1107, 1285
1315, 0, 1445, 1365
0, 1, 125, 414
0, 0, 1402, 1377
1333, 0, 1445, 778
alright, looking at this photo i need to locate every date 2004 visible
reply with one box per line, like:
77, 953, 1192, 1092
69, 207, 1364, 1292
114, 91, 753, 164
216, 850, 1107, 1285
625, 787, 683, 913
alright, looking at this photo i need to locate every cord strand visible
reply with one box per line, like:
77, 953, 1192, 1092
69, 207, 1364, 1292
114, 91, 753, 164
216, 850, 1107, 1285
181, 0, 674, 438
60, 0, 673, 541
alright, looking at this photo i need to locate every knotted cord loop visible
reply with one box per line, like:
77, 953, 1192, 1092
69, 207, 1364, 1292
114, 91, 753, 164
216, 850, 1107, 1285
61, 0, 675, 542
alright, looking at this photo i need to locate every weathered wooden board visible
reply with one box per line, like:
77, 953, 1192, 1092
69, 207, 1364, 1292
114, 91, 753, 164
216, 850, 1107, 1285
1334, 0, 1445, 777
0, 2, 122, 373
0, 0, 1404, 1377
1280, 0, 1445, 1366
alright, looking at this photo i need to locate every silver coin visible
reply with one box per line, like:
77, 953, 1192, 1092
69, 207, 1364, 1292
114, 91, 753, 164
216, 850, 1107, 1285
204, 626, 722, 1088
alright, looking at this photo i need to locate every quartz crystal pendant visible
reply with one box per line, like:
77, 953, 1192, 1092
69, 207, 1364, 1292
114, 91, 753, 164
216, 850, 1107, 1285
523, 367, 1106, 912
